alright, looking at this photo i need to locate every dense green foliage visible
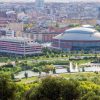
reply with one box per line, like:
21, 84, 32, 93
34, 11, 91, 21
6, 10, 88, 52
1, 73, 100, 100
1, 49, 100, 99
95, 25, 100, 32
0, 74, 16, 100
25, 76, 100, 100
25, 76, 81, 100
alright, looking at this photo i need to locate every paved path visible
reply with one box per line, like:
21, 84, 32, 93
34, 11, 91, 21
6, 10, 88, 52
0, 63, 6, 66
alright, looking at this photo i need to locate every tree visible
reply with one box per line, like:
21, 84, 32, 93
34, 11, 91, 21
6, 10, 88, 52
24, 72, 28, 79
25, 76, 62, 100
82, 91, 100, 100
11, 73, 15, 80
7, 59, 11, 65
15, 58, 19, 66
0, 74, 16, 100
42, 64, 55, 74
67, 67, 70, 73
33, 67, 42, 77
61, 80, 81, 100
33, 67, 40, 72
53, 68, 56, 74
42, 66, 50, 74
82, 67, 85, 72
25, 76, 81, 100
95, 25, 100, 32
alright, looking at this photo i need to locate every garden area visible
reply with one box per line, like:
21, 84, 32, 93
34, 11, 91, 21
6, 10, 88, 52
1, 48, 100, 99
0, 48, 100, 84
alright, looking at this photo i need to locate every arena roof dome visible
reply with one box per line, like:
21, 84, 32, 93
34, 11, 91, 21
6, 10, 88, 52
54, 27, 100, 41
64, 27, 96, 34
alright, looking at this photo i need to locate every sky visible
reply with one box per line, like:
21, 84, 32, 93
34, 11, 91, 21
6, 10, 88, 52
0, 0, 100, 3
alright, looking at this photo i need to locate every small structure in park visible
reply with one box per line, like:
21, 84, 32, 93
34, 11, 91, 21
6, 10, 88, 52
69, 62, 79, 72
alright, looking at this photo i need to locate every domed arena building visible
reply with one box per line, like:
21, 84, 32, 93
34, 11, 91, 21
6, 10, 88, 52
52, 27, 100, 51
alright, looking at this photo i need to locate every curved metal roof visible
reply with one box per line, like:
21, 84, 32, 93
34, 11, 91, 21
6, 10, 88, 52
64, 27, 97, 34
53, 27, 100, 41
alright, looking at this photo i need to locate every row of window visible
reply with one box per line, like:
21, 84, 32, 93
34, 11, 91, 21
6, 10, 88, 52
53, 41, 100, 47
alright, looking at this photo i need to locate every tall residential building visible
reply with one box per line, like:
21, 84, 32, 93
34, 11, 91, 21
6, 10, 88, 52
35, 0, 45, 11
97, 7, 100, 25
98, 7, 100, 20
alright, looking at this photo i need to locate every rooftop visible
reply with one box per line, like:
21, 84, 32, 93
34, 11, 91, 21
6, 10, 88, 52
54, 27, 100, 41
65, 27, 97, 34
0, 36, 31, 42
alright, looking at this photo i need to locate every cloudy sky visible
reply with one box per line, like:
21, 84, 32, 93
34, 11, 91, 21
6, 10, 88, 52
0, 0, 100, 2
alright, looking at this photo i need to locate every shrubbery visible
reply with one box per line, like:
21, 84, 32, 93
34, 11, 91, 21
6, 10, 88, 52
25, 76, 100, 100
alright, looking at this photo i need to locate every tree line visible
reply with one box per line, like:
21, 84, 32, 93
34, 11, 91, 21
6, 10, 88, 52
1, 74, 100, 100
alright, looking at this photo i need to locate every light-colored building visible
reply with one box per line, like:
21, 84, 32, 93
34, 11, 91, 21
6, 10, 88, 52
63, 19, 97, 25
7, 23, 24, 32
0, 28, 15, 37
35, 0, 45, 11
24, 32, 59, 42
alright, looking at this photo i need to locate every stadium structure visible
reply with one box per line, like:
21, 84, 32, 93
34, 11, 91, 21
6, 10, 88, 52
52, 27, 100, 51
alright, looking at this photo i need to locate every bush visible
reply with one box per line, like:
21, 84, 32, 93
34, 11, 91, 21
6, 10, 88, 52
82, 91, 100, 100
25, 76, 81, 100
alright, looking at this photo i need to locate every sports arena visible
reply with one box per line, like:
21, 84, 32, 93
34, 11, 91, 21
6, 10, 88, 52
52, 27, 100, 51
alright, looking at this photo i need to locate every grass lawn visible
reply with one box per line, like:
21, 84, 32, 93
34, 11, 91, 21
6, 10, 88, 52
16, 72, 100, 85
16, 76, 38, 84
60, 72, 100, 80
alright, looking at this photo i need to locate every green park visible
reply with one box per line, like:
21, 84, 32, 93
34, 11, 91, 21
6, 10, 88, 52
1, 48, 100, 99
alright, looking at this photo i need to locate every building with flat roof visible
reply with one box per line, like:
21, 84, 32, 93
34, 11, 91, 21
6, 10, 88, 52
0, 37, 42, 55
35, 0, 45, 11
